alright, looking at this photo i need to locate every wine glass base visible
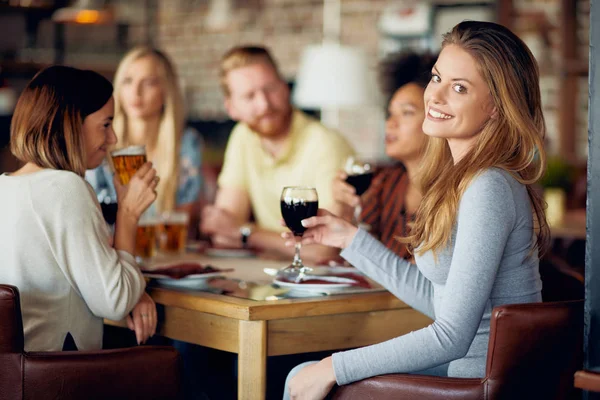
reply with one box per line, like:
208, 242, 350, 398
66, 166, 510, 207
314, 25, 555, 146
276, 264, 313, 283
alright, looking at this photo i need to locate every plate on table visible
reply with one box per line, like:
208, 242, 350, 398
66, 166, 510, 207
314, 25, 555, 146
273, 271, 371, 293
204, 247, 256, 258
273, 279, 354, 292
185, 241, 209, 253
143, 262, 233, 289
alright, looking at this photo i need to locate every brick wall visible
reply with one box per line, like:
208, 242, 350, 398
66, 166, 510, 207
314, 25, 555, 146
152, 0, 387, 160
146, 0, 590, 161
0, 0, 590, 161
8, 0, 577, 162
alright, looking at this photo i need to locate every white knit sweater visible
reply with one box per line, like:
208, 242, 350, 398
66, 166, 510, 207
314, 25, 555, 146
0, 169, 145, 351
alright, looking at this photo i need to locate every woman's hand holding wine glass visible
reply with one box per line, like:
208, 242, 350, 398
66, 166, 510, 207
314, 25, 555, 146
341, 156, 373, 225
332, 171, 361, 221
281, 208, 359, 250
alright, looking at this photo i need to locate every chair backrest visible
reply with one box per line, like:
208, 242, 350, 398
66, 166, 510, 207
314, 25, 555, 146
23, 347, 183, 400
485, 300, 583, 399
0, 284, 183, 400
0, 285, 25, 400
0, 284, 24, 353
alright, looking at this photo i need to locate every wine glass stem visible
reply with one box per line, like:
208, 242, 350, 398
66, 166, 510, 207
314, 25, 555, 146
292, 240, 303, 268
354, 205, 362, 225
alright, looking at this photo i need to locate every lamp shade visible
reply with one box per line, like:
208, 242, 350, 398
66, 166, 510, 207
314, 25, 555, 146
293, 43, 379, 109
52, 0, 113, 25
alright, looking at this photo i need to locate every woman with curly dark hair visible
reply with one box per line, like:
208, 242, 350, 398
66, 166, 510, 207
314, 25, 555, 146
332, 50, 437, 259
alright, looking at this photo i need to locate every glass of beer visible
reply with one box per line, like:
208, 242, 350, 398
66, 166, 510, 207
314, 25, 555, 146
158, 211, 189, 253
135, 214, 159, 260
111, 145, 147, 185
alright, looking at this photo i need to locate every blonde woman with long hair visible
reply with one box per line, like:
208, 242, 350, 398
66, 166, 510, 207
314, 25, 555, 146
281, 21, 550, 400
87, 46, 202, 217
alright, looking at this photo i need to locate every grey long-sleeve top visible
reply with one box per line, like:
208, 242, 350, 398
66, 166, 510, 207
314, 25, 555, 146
332, 168, 542, 385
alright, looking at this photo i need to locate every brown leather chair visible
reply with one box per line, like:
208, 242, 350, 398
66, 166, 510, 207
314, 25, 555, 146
0, 284, 183, 400
333, 300, 583, 400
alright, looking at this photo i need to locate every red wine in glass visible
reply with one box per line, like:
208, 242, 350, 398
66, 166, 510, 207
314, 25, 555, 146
344, 157, 373, 224
280, 187, 319, 281
281, 200, 319, 236
100, 202, 118, 226
345, 172, 374, 196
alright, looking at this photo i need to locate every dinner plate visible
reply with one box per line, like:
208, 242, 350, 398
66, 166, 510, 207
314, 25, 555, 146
143, 271, 231, 289
264, 266, 364, 278
142, 262, 233, 290
273, 279, 353, 291
185, 241, 209, 253
204, 248, 256, 258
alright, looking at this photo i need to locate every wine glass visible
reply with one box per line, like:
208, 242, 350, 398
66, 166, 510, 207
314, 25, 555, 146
280, 186, 319, 282
344, 156, 373, 224
97, 188, 118, 235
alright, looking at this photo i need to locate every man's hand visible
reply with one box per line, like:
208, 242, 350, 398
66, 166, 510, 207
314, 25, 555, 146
200, 205, 247, 248
211, 233, 243, 249
200, 206, 240, 237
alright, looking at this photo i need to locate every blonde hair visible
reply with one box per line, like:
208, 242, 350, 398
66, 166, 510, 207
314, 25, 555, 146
112, 46, 184, 212
219, 45, 281, 96
408, 21, 549, 256
11, 66, 112, 177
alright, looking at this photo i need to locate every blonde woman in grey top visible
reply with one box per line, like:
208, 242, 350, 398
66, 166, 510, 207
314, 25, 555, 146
0, 66, 159, 351
282, 21, 549, 400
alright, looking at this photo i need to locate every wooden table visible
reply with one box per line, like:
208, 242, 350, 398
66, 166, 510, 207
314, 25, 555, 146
107, 255, 432, 400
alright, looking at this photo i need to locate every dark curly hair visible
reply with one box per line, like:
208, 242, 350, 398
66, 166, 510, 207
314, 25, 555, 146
378, 50, 438, 105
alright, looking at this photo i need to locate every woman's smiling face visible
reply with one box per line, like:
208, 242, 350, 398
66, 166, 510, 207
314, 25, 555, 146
422, 44, 496, 160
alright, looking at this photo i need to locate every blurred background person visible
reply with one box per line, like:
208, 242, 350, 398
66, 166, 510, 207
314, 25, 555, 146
201, 45, 354, 262
333, 50, 436, 259
0, 65, 157, 351
87, 47, 210, 399
86, 46, 203, 225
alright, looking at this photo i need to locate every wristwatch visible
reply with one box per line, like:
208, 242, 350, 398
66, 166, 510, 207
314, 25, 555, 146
240, 225, 252, 248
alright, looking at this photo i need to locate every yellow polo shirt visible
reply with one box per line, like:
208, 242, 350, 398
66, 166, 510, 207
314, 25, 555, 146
218, 110, 355, 232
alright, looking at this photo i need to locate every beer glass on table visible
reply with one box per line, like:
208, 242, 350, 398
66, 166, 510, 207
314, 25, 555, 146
111, 145, 147, 185
135, 214, 159, 260
158, 211, 189, 254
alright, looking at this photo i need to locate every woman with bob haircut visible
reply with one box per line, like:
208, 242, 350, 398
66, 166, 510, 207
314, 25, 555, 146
0, 65, 159, 351
282, 20, 550, 400
87, 46, 203, 217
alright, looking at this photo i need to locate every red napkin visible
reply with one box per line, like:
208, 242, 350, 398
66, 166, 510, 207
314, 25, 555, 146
145, 263, 228, 279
